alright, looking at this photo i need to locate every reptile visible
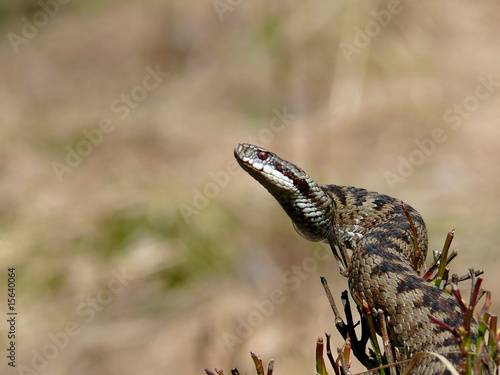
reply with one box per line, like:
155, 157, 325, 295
234, 143, 476, 374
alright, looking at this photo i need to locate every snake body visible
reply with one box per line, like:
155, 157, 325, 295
234, 143, 469, 374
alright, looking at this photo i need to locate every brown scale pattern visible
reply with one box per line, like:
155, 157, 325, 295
234, 144, 482, 374
323, 185, 465, 374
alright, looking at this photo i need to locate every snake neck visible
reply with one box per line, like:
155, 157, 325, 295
234, 143, 334, 242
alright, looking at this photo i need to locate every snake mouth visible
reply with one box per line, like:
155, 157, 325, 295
234, 143, 258, 174
234, 143, 316, 199
234, 143, 298, 191
234, 143, 269, 169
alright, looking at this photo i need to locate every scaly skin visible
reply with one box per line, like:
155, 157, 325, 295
234, 143, 470, 374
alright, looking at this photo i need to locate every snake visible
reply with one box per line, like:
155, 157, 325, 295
234, 143, 475, 374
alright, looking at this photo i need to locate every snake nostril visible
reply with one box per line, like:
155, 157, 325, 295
258, 151, 269, 160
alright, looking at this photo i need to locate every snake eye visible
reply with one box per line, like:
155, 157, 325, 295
258, 151, 269, 160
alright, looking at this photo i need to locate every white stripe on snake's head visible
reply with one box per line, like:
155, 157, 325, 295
234, 143, 312, 195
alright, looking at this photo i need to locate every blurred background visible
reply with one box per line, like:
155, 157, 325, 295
1, 1, 499, 374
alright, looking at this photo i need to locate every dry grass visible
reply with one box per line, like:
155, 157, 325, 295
1, 1, 499, 374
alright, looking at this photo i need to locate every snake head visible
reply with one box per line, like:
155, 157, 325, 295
234, 143, 334, 242
234, 143, 312, 197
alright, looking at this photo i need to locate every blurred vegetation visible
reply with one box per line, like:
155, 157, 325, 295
0, 1, 499, 374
